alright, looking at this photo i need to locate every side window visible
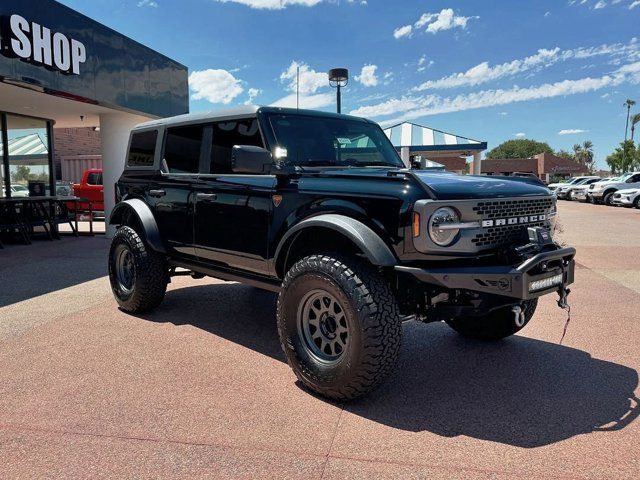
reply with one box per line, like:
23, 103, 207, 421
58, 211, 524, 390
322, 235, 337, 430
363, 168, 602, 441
164, 125, 204, 174
127, 130, 158, 167
86, 172, 100, 185
630, 174, 640, 183
210, 118, 263, 174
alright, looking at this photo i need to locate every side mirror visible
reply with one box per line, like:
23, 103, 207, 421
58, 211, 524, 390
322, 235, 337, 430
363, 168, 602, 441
231, 145, 273, 174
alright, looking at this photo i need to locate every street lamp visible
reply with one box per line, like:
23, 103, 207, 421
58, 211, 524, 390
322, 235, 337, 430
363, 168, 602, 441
328, 68, 348, 114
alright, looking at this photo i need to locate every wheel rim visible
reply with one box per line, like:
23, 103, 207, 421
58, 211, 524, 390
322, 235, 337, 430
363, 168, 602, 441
297, 289, 349, 363
115, 245, 136, 294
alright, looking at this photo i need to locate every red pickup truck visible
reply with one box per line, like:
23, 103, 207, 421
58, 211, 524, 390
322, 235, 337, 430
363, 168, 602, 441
68, 169, 104, 212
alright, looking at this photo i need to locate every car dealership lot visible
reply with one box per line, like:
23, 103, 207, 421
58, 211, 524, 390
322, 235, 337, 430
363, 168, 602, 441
0, 202, 639, 479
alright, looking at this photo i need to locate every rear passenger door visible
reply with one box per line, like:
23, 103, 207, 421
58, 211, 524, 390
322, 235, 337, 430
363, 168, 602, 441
193, 118, 276, 275
148, 124, 205, 259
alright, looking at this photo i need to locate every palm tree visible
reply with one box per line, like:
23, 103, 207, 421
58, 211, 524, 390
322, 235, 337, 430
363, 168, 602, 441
631, 112, 640, 142
581, 140, 594, 173
624, 99, 636, 142
623, 99, 636, 171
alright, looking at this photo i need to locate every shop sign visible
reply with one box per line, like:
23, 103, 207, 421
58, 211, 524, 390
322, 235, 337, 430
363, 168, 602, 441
0, 14, 86, 75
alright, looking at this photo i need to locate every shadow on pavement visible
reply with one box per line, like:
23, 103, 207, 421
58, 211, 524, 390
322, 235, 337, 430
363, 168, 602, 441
0, 236, 108, 308
139, 282, 639, 449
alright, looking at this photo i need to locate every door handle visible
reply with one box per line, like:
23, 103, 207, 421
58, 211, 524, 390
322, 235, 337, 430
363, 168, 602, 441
149, 189, 166, 198
196, 192, 217, 201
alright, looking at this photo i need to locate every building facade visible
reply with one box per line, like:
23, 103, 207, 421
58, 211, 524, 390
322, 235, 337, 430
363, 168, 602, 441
0, 0, 188, 231
481, 153, 587, 182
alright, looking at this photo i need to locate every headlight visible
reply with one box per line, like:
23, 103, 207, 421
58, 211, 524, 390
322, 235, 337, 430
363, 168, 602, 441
428, 207, 460, 246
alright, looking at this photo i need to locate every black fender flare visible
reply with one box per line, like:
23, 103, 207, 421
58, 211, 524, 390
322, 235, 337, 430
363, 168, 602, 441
109, 198, 166, 253
275, 214, 397, 275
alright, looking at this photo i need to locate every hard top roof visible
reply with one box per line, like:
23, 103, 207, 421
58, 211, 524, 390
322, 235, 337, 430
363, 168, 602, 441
133, 106, 373, 130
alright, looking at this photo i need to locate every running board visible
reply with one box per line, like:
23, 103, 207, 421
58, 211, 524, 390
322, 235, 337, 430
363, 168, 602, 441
168, 259, 282, 293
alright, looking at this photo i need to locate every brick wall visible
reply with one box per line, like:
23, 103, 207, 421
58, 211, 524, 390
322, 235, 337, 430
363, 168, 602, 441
52, 127, 102, 178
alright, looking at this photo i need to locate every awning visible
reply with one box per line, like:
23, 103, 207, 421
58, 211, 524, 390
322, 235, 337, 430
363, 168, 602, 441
383, 121, 487, 157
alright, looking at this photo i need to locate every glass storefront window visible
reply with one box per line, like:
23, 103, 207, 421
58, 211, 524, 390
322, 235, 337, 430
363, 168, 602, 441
5, 114, 51, 197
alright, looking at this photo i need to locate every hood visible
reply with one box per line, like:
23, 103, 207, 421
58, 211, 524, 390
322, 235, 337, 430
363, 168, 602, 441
410, 171, 551, 200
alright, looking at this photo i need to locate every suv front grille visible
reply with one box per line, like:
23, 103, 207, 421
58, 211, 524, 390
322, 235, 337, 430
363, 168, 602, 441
472, 198, 554, 218
470, 197, 553, 249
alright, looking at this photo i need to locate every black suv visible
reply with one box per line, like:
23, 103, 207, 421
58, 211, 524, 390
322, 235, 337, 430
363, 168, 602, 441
109, 106, 575, 400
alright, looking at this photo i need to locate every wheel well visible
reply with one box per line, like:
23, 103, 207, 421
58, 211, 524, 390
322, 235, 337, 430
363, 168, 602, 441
276, 227, 366, 278
603, 188, 617, 196
111, 205, 143, 233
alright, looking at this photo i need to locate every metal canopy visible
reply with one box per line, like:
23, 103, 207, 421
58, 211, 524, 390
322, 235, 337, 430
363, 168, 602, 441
383, 121, 487, 155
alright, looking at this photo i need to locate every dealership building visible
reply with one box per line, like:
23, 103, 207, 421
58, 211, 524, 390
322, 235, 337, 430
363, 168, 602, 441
0, 0, 188, 231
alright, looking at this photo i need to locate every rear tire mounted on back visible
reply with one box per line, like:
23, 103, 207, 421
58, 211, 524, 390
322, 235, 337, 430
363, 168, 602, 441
277, 254, 402, 401
109, 226, 168, 313
445, 299, 538, 340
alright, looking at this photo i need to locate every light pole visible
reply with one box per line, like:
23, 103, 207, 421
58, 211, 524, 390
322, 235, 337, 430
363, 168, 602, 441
328, 68, 348, 114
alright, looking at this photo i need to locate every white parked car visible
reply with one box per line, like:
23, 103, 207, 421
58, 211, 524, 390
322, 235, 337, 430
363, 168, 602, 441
556, 176, 601, 200
589, 172, 640, 205
547, 176, 590, 193
11, 185, 30, 197
611, 188, 640, 208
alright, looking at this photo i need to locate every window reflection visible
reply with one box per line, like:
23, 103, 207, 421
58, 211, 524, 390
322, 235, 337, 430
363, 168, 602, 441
6, 114, 51, 197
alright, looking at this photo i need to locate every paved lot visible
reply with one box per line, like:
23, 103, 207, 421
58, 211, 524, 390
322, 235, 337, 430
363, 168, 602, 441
1, 201, 639, 479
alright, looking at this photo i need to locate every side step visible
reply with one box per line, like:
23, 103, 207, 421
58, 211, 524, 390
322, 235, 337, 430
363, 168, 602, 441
168, 259, 282, 293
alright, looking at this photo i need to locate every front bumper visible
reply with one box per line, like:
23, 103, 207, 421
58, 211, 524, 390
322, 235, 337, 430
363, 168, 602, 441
396, 246, 575, 300
612, 194, 635, 206
573, 190, 588, 201
590, 190, 604, 199
556, 190, 571, 199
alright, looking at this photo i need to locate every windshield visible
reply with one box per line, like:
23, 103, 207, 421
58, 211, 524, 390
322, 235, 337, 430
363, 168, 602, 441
267, 114, 404, 168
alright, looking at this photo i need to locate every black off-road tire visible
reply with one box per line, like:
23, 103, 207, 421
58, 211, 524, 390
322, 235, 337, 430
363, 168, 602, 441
109, 226, 168, 313
277, 254, 402, 401
445, 299, 538, 341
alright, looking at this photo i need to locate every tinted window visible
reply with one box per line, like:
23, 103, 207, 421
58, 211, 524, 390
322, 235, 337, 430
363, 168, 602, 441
210, 119, 263, 174
86, 172, 102, 185
164, 125, 204, 174
127, 130, 157, 167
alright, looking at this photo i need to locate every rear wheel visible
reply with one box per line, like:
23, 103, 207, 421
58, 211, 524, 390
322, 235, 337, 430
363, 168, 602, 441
109, 226, 168, 313
277, 254, 402, 401
445, 299, 538, 341
634, 196, 640, 209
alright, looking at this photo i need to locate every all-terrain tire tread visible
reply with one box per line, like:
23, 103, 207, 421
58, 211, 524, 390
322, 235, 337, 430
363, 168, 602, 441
277, 254, 401, 401
109, 226, 167, 313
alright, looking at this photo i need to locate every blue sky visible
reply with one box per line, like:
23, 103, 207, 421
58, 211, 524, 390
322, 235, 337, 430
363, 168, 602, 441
59, 0, 640, 168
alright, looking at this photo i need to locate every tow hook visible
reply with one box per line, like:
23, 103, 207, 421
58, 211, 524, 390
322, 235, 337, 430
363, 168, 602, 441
512, 304, 526, 327
557, 287, 572, 344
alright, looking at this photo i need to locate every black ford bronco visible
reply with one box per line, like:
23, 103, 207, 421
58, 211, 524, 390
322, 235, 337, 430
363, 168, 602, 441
109, 106, 575, 400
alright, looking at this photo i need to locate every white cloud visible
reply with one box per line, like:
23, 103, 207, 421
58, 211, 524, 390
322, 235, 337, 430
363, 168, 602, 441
630, 0, 640, 8
280, 61, 327, 94
594, 1, 607, 8
355, 64, 379, 87
413, 38, 640, 91
423, 8, 477, 33
544, 11, 551, 16
514, 132, 526, 138
499, 111, 508, 115
214, 0, 324, 9
393, 8, 477, 39
393, 25, 412, 39
137, 0, 158, 6
245, 87, 262, 105
350, 61, 640, 124
189, 69, 244, 104
558, 129, 588, 135
270, 92, 334, 109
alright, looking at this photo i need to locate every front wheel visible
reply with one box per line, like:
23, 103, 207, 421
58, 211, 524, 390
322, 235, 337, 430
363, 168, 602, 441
277, 254, 402, 401
109, 226, 168, 313
603, 191, 616, 206
445, 299, 538, 340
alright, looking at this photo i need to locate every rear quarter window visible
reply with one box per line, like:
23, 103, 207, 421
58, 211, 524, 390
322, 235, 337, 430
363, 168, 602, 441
127, 130, 158, 167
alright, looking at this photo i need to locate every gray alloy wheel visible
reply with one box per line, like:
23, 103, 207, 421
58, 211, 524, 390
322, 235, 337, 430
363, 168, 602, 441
297, 289, 349, 362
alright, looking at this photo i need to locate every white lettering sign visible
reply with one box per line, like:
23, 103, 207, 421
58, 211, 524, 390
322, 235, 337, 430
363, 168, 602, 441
1, 14, 86, 75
